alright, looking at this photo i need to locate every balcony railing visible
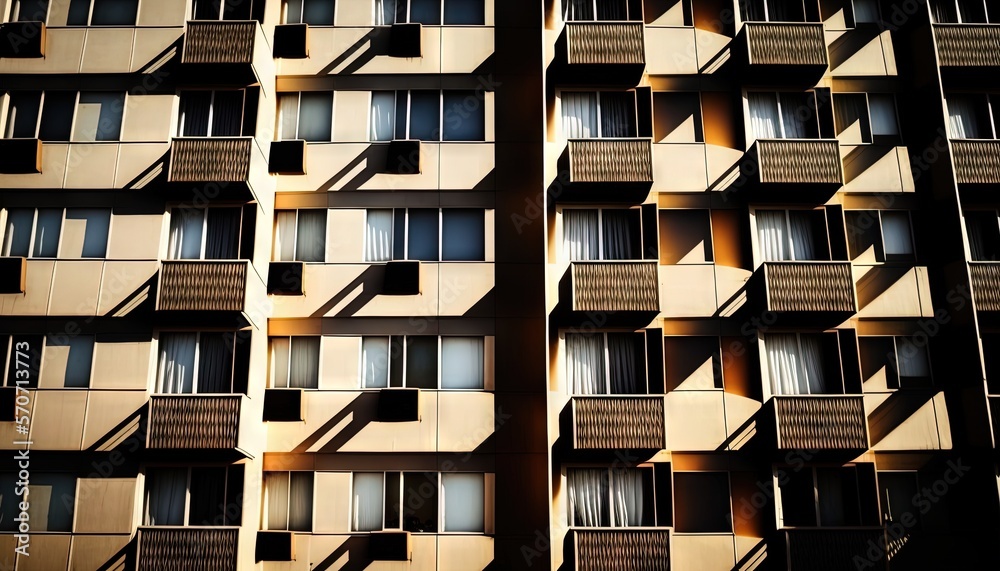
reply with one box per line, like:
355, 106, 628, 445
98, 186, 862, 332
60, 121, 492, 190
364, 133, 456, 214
951, 140, 1000, 184
158, 260, 249, 312
147, 395, 243, 450
565, 22, 645, 65
743, 22, 828, 67
183, 20, 257, 64
934, 24, 1000, 67
574, 530, 671, 571
572, 396, 665, 449
752, 139, 843, 185
785, 529, 885, 571
990, 396, 1000, 447
137, 527, 239, 571
566, 139, 653, 184
763, 261, 856, 313
168, 138, 253, 183
570, 261, 659, 312
773, 395, 868, 450
971, 262, 1000, 311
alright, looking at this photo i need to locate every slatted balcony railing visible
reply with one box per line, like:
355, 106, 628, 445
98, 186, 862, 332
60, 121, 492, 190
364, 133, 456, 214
571, 261, 659, 312
574, 530, 671, 571
168, 138, 253, 183
744, 22, 828, 67
951, 140, 1000, 184
773, 395, 868, 450
147, 395, 243, 450
183, 20, 257, 64
934, 24, 1000, 67
566, 139, 653, 184
158, 260, 249, 312
753, 139, 843, 185
971, 262, 1000, 311
763, 261, 856, 313
785, 529, 886, 571
137, 527, 239, 571
572, 396, 665, 449
565, 22, 645, 65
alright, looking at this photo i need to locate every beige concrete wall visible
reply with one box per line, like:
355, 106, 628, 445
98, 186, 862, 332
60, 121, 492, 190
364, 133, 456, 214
0, 260, 158, 316
0, 142, 171, 190
866, 391, 952, 450
840, 145, 915, 192
853, 265, 935, 318
672, 534, 737, 571
0, 388, 147, 450
826, 29, 897, 76
0, 27, 182, 74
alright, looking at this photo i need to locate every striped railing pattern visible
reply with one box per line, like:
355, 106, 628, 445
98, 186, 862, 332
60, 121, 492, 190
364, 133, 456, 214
755, 139, 843, 184
147, 396, 242, 449
575, 530, 671, 571
934, 24, 1000, 66
572, 261, 659, 312
567, 139, 653, 183
566, 22, 645, 65
774, 396, 867, 450
786, 529, 886, 571
168, 138, 252, 182
183, 21, 256, 64
764, 262, 856, 313
137, 527, 239, 571
745, 22, 827, 66
951, 140, 1000, 184
971, 262, 1000, 311
573, 396, 665, 449
158, 260, 248, 312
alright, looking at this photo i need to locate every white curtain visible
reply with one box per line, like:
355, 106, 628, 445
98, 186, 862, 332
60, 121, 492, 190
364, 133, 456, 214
365, 209, 393, 262
370, 92, 396, 141
610, 469, 644, 527
601, 209, 633, 261
779, 93, 808, 138
374, 0, 399, 24
442, 473, 484, 532
607, 333, 639, 394
145, 468, 187, 526
896, 338, 930, 378
749, 93, 780, 139
868, 94, 899, 136
567, 334, 606, 394
562, 92, 598, 139
947, 95, 981, 139
563, 209, 599, 261
362, 337, 390, 388
271, 337, 290, 388
274, 211, 297, 261
279, 94, 299, 140
168, 208, 205, 259
564, 0, 594, 20
881, 212, 913, 257
289, 337, 320, 389
766, 334, 827, 395
265, 472, 290, 530
756, 210, 789, 261
568, 468, 609, 526
156, 333, 196, 394
295, 210, 326, 263
353, 473, 384, 531
441, 337, 484, 389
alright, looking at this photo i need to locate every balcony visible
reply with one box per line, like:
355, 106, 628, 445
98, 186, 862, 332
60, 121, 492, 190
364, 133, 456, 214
934, 24, 1000, 68
181, 20, 272, 84
572, 396, 665, 449
785, 528, 885, 571
574, 530, 671, 571
740, 22, 828, 75
147, 395, 246, 452
951, 140, 1000, 184
565, 22, 644, 65
772, 395, 868, 450
157, 260, 249, 312
564, 139, 653, 185
168, 138, 252, 183
745, 139, 843, 193
761, 262, 857, 314
137, 527, 239, 571
971, 262, 1000, 311
569, 261, 659, 313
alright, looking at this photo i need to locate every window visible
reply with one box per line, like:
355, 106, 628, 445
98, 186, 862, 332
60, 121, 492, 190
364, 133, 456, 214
764, 333, 840, 395
0, 472, 75, 531
193, 0, 254, 20
42, 334, 95, 388
834, 93, 900, 144
946, 94, 1000, 139
562, 208, 642, 261
846, 210, 915, 262
351, 471, 485, 532
263, 472, 314, 531
2, 207, 111, 258
755, 209, 830, 262
565, 332, 646, 394
278, 92, 333, 141
361, 336, 485, 389
270, 336, 320, 389
778, 465, 876, 527
740, 0, 809, 21
282, 0, 335, 24
930, 0, 1000, 22
374, 0, 485, 25
879, 472, 922, 532
155, 332, 247, 394
561, 92, 637, 138
4, 91, 125, 141
567, 467, 654, 527
849, 0, 881, 25
889, 336, 931, 388
563, 0, 637, 21
964, 210, 1000, 261
1, 335, 43, 388
274, 210, 326, 262
369, 90, 485, 142
178, 91, 247, 137
364, 208, 486, 262
673, 472, 732, 532
167, 207, 243, 260
747, 92, 819, 139
11, 0, 49, 21
66, 0, 138, 26
653, 92, 703, 143
144, 466, 243, 526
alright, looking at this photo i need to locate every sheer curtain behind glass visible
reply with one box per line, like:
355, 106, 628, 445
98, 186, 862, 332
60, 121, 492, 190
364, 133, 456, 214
370, 92, 396, 141
168, 208, 205, 259
947, 95, 984, 139
563, 209, 599, 261
443, 474, 484, 531
156, 333, 196, 393
265, 472, 289, 530
562, 93, 598, 138
362, 337, 390, 388
563, 0, 594, 20
566, 334, 606, 394
756, 210, 816, 261
353, 473, 384, 531
145, 468, 186, 525
568, 468, 609, 526
610, 469, 644, 526
365, 209, 393, 262
296, 210, 326, 263
766, 334, 827, 395
274, 211, 297, 261
749, 93, 780, 138
441, 337, 484, 389
288, 337, 320, 389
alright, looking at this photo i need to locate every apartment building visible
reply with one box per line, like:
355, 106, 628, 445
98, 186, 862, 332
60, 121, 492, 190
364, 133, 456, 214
1, 0, 1000, 570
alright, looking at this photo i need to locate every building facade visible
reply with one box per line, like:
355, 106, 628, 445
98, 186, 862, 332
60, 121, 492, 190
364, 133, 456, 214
0, 0, 998, 569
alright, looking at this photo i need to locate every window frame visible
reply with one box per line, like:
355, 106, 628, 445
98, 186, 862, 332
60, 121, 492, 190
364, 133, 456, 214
177, 90, 247, 138
154, 331, 242, 394
359, 334, 486, 390
277, 91, 335, 142
845, 209, 916, 263
833, 92, 901, 145
143, 466, 241, 527
565, 465, 659, 528
775, 465, 867, 528
560, 90, 639, 139
67, 0, 139, 26
931, 0, 1000, 23
273, 209, 327, 262
762, 331, 844, 396
192, 0, 254, 20
10, 0, 50, 22
363, 208, 486, 262
373, 0, 487, 25
751, 207, 832, 264
746, 90, 820, 141
368, 90, 486, 142
885, 335, 933, 389
560, 206, 644, 261
2, 90, 126, 142
564, 331, 648, 395
562, 0, 641, 22
350, 471, 487, 533
167, 205, 244, 260
268, 335, 322, 389
262, 471, 315, 531
740, 0, 810, 22
2, 207, 113, 259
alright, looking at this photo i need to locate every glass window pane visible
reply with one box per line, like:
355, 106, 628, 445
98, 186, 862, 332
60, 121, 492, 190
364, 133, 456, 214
223, 0, 252, 19
674, 472, 731, 532
288, 337, 320, 389
302, 0, 335, 24
353, 473, 384, 531
407, 208, 439, 261
441, 209, 484, 261
274, 211, 296, 261
144, 468, 187, 526
66, 0, 90, 25
881, 211, 913, 257
8, 335, 43, 389
408, 91, 441, 141
296, 92, 333, 142
895, 337, 931, 379
402, 473, 438, 531
33, 208, 61, 257
443, 473, 484, 531
284, 0, 303, 22
204, 207, 241, 259
264, 472, 290, 529
279, 94, 300, 140
389, 336, 404, 387
65, 208, 111, 258
442, 91, 485, 141
188, 467, 226, 526
90, 0, 138, 25
288, 472, 314, 531
29, 473, 75, 531
295, 210, 327, 262
156, 333, 197, 394
444, 0, 484, 24
3, 208, 35, 257
45, 334, 94, 388
211, 91, 244, 137
392, 208, 406, 260
38, 91, 75, 141
441, 337, 484, 389
192, 0, 219, 19
410, 0, 441, 23
869, 94, 899, 136
15, 0, 50, 21
365, 209, 394, 261
405, 337, 438, 388
362, 337, 390, 388
196, 333, 233, 393
384, 472, 401, 528
6, 91, 41, 139
74, 92, 124, 142
370, 92, 396, 141
271, 337, 290, 388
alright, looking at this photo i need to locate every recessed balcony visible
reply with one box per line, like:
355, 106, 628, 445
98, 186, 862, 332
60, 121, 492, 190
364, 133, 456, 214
571, 396, 666, 450
785, 528, 886, 571
761, 261, 857, 315
951, 140, 1000, 184
564, 139, 653, 185
740, 22, 828, 74
147, 395, 247, 453
569, 261, 659, 313
745, 139, 843, 191
934, 24, 1000, 68
137, 527, 239, 571
772, 395, 868, 450
574, 530, 671, 571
